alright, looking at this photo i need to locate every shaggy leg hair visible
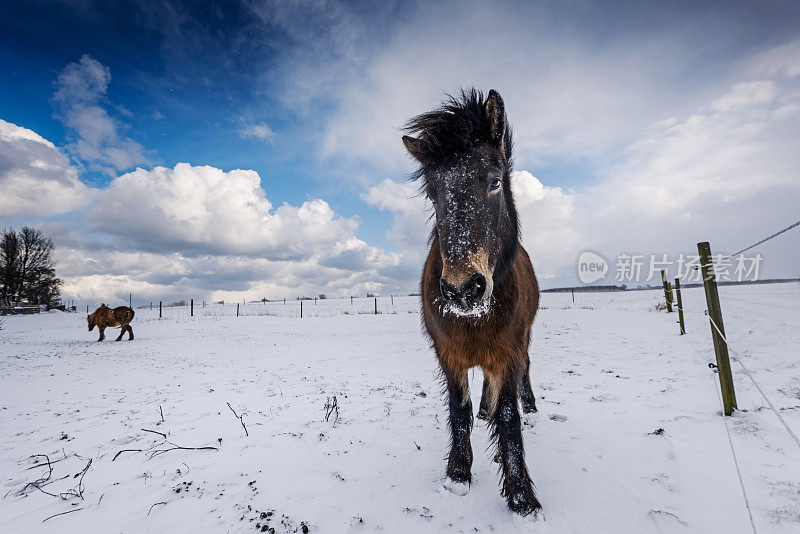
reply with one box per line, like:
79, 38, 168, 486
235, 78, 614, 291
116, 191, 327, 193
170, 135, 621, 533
520, 356, 537, 414
488, 370, 541, 516
444, 369, 473, 485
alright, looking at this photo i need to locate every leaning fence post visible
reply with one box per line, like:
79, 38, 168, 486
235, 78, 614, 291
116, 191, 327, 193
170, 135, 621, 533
159, 301, 162, 318
698, 241, 737, 416
674, 278, 685, 335
660, 269, 673, 312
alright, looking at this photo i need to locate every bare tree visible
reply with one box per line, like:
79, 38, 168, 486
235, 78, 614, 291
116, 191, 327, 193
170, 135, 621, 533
0, 227, 62, 306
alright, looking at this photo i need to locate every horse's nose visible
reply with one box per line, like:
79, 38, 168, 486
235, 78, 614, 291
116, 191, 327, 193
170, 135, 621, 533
462, 273, 486, 306
440, 273, 487, 308
440, 278, 459, 302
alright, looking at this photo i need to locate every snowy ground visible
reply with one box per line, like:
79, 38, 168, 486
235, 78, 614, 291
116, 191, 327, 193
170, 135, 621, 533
1, 285, 799, 533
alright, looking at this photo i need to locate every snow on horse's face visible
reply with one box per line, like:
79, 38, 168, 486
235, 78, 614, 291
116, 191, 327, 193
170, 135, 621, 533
426, 145, 514, 313
403, 90, 518, 314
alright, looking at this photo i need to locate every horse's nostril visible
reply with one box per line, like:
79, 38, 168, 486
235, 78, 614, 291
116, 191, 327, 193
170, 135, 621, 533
463, 273, 487, 304
440, 279, 459, 301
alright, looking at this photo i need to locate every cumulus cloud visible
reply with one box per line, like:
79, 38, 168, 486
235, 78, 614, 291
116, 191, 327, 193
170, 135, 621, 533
91, 163, 386, 262
0, 119, 90, 218
511, 171, 579, 280
239, 122, 276, 144
53, 55, 150, 172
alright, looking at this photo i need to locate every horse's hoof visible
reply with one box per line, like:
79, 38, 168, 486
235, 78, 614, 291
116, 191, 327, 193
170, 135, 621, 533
443, 477, 470, 496
508, 492, 541, 517
476, 409, 488, 420
522, 404, 537, 414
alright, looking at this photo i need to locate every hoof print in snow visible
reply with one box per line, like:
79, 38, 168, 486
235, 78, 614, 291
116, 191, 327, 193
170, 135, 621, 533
548, 414, 567, 422
443, 477, 470, 496
649, 428, 665, 436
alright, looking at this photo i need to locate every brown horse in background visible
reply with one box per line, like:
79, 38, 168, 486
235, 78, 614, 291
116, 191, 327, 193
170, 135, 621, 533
88, 304, 135, 341
403, 89, 542, 516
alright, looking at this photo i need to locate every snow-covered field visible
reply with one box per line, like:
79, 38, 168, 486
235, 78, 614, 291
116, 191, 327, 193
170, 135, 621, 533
1, 285, 799, 533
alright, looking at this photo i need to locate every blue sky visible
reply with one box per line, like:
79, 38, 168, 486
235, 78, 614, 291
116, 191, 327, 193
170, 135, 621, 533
1, 0, 799, 303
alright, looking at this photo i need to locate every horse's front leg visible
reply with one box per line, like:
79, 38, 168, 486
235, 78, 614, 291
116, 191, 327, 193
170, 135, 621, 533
520, 354, 537, 413
487, 368, 541, 516
477, 375, 490, 420
442, 366, 473, 495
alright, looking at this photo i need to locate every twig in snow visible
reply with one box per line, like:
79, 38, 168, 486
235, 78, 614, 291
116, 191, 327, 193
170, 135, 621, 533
141, 428, 167, 439
324, 396, 340, 425
147, 501, 167, 515
59, 459, 92, 500
227, 402, 249, 436
413, 441, 421, 450
16, 454, 64, 498
25, 453, 73, 470
149, 443, 218, 458
112, 449, 143, 461
42, 507, 84, 523
159, 405, 164, 423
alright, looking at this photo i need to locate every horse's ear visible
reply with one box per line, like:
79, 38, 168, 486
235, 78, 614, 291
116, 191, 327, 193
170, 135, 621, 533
484, 90, 506, 149
402, 135, 426, 163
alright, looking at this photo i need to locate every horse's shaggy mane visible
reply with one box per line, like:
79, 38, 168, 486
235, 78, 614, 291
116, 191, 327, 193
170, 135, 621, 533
403, 88, 513, 181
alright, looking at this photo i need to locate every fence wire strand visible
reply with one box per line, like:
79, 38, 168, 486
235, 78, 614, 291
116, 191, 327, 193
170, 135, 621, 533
706, 315, 800, 451
683, 333, 758, 534
728, 218, 800, 258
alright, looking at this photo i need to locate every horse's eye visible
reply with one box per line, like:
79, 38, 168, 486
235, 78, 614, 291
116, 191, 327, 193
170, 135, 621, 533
489, 178, 502, 191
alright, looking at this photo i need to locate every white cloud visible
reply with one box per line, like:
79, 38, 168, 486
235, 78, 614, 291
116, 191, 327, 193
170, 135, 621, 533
311, 2, 740, 176
362, 178, 428, 250
0, 119, 90, 218
746, 39, 800, 79
53, 55, 150, 172
91, 163, 382, 262
511, 171, 579, 280
239, 122, 276, 144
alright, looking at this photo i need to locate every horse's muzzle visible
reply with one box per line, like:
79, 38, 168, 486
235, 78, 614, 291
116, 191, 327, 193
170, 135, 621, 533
440, 272, 487, 309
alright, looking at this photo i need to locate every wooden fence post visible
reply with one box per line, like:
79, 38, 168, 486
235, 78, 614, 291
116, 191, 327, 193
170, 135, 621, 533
301, 300, 303, 318
571, 288, 574, 303
698, 241, 737, 416
351, 296, 353, 305
190, 299, 193, 317
374, 297, 378, 315
674, 278, 685, 335
159, 301, 162, 318
660, 269, 673, 312
391, 294, 394, 306
237, 303, 240, 317
129, 293, 132, 308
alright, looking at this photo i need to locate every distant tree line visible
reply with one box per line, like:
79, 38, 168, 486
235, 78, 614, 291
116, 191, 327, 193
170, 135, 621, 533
0, 227, 62, 306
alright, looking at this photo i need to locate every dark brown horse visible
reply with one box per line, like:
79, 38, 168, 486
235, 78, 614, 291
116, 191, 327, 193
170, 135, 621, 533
88, 304, 135, 341
403, 89, 541, 516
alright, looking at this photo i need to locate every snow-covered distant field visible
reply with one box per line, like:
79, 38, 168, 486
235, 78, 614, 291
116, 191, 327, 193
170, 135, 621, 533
1, 285, 799, 533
